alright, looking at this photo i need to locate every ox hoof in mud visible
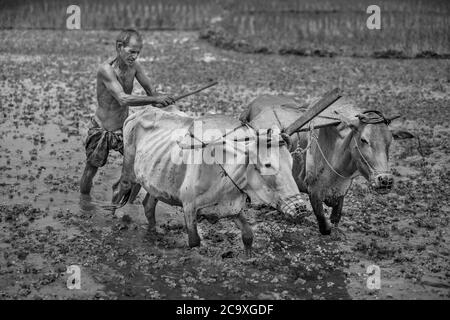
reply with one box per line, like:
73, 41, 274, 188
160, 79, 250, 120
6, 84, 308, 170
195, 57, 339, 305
187, 231, 201, 248
243, 240, 254, 257
319, 220, 332, 235
330, 212, 341, 225
112, 179, 133, 206
234, 213, 254, 257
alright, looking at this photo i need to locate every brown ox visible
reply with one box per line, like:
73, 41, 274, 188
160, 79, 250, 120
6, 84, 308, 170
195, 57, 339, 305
240, 95, 414, 235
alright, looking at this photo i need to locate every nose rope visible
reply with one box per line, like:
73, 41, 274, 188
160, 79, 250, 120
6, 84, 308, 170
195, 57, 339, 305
352, 136, 390, 176
352, 136, 375, 172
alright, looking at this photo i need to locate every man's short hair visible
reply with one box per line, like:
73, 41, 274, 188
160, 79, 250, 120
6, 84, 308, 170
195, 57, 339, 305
116, 29, 142, 47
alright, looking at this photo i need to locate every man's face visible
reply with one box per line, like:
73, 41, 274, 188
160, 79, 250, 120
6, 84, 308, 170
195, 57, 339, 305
118, 36, 143, 66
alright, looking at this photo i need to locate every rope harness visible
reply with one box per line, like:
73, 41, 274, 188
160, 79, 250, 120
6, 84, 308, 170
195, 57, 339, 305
186, 122, 253, 203
107, 121, 255, 211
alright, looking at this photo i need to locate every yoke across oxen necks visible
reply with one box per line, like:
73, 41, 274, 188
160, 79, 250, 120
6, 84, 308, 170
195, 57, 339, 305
177, 120, 287, 152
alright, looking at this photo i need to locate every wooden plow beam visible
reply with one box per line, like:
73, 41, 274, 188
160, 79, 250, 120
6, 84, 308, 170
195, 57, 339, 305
285, 88, 342, 135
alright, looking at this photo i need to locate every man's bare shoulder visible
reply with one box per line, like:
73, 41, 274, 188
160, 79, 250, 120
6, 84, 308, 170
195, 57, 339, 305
97, 58, 116, 79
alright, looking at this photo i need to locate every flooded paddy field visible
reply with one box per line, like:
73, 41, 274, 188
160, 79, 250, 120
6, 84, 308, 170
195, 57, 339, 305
0, 30, 449, 300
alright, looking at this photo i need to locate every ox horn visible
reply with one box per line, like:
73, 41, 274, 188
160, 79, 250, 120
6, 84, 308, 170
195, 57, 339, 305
285, 88, 342, 135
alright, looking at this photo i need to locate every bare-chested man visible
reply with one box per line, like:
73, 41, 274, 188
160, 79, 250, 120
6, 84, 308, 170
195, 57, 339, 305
80, 29, 174, 195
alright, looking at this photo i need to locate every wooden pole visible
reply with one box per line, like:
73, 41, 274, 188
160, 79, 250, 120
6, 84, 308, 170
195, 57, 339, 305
285, 88, 342, 135
172, 81, 218, 102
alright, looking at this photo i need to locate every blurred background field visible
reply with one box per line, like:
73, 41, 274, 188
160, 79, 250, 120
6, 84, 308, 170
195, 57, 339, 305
1, 0, 449, 58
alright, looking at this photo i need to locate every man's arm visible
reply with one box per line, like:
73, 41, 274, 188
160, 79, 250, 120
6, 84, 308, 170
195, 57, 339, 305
99, 64, 173, 107
135, 62, 154, 96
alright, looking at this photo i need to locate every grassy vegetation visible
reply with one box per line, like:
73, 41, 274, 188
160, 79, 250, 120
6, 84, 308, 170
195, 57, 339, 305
0, 0, 221, 30
203, 0, 450, 58
1, 0, 448, 58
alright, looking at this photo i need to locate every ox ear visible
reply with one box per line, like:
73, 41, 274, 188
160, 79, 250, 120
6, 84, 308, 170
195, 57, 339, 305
391, 130, 415, 140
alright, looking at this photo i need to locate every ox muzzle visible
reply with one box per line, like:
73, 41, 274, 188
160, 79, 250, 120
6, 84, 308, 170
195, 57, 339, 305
279, 194, 309, 221
370, 173, 394, 194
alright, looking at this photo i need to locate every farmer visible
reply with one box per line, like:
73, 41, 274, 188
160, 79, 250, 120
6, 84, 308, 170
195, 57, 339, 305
80, 28, 174, 195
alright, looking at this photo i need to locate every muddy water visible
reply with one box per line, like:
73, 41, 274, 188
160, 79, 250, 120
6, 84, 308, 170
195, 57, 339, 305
1, 30, 449, 300
0, 76, 351, 300
0, 105, 351, 299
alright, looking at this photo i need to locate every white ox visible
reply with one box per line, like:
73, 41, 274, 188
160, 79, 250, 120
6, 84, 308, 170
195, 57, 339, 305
111, 107, 306, 253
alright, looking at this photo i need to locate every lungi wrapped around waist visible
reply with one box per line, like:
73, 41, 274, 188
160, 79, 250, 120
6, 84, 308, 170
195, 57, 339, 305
85, 117, 124, 167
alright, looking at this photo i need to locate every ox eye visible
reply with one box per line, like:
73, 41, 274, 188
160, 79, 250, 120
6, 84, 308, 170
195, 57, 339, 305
360, 138, 369, 145
265, 163, 272, 168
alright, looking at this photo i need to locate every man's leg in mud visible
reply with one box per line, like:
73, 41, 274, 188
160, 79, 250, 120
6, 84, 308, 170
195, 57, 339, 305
80, 163, 98, 195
